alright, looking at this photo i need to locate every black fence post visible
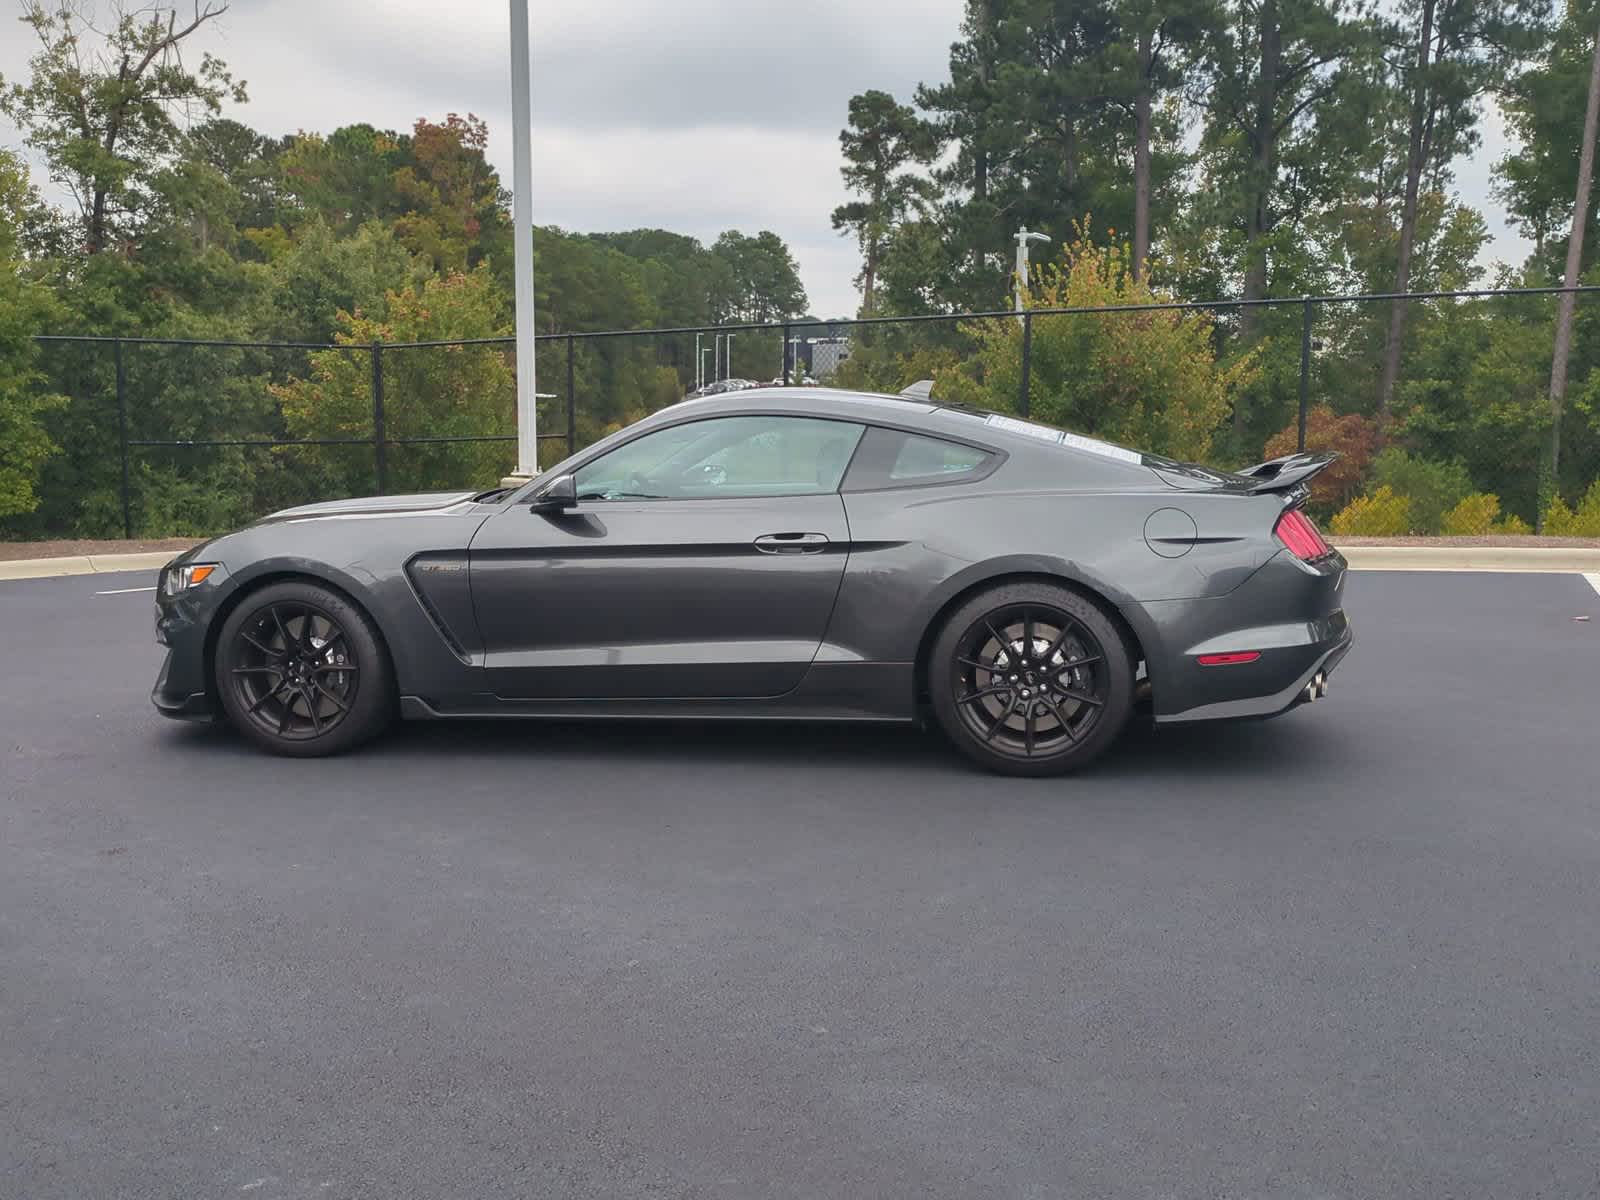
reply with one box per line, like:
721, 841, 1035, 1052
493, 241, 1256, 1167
566, 333, 577, 456
1018, 312, 1033, 418
114, 337, 131, 539
371, 342, 386, 494
781, 322, 792, 385
1297, 297, 1314, 453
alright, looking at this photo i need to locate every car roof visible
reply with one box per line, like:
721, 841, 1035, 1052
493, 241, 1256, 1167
659, 386, 939, 424
653, 388, 1150, 467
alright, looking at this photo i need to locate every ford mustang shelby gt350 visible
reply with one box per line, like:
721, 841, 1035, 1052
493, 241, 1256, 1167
153, 388, 1351, 775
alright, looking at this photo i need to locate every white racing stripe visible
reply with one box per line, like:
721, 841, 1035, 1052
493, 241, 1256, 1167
95, 585, 157, 595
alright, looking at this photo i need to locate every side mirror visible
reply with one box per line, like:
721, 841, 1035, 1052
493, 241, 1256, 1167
529, 473, 577, 513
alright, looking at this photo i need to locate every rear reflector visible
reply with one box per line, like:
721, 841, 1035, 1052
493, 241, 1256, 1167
1197, 651, 1262, 666
1274, 508, 1333, 561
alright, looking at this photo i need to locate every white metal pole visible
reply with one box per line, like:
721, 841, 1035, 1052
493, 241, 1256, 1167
695, 331, 703, 389
1014, 230, 1028, 325
510, 0, 538, 475
1014, 229, 1048, 326
726, 333, 736, 379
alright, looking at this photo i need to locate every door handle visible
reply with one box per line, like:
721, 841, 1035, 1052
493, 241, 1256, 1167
753, 532, 830, 554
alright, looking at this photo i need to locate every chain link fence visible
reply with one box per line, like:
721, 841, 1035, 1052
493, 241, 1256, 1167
13, 285, 1600, 540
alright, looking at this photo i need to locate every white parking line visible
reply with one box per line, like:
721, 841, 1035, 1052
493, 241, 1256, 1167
95, 585, 157, 595
1586, 572, 1600, 597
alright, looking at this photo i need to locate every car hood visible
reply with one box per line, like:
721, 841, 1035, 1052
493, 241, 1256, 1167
252, 491, 484, 526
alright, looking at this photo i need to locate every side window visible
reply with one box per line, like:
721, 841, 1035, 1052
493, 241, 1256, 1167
573, 415, 865, 501
842, 427, 997, 492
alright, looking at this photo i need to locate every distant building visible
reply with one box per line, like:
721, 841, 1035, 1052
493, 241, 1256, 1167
793, 335, 851, 380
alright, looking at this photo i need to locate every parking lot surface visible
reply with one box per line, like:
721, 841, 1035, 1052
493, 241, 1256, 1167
3, 569, 1598, 1198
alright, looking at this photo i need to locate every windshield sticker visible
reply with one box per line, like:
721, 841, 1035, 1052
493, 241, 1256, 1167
1057, 431, 1144, 465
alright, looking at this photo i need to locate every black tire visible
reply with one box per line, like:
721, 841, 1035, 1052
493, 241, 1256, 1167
928, 581, 1135, 776
214, 580, 394, 757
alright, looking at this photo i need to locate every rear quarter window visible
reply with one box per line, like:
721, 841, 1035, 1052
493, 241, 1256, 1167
843, 427, 999, 491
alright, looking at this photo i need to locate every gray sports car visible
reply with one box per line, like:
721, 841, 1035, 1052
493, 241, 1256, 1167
152, 387, 1351, 775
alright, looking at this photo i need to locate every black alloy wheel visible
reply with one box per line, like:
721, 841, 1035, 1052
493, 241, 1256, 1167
929, 582, 1134, 776
215, 580, 393, 756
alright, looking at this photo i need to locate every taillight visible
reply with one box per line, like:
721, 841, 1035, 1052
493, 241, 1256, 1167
1274, 507, 1332, 561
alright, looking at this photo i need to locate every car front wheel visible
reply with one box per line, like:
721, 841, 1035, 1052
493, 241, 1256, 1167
215, 580, 394, 757
928, 582, 1134, 776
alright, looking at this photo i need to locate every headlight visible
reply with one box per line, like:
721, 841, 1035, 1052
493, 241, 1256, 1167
162, 563, 218, 595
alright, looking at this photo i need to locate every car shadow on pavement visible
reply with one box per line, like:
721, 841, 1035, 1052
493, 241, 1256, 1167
159, 707, 1343, 780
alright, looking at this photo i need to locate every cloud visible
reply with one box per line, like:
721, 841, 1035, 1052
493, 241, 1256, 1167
1, 0, 1532, 315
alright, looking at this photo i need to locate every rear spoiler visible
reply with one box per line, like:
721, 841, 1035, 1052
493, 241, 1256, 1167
1235, 451, 1337, 495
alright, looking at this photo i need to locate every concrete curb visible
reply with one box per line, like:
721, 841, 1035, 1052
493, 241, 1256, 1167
0, 551, 173, 582
1340, 546, 1600, 573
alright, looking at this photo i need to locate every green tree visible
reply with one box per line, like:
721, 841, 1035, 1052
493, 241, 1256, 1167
1372, 0, 1551, 423
831, 90, 933, 314
1113, 0, 1216, 279
916, 0, 1130, 308
1498, 3, 1600, 260
0, 150, 64, 521
1, 0, 246, 254
935, 232, 1259, 463
272, 267, 515, 497
392, 114, 511, 275
710, 231, 807, 323
1198, 0, 1372, 331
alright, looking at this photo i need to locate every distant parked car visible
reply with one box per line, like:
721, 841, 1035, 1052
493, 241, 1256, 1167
685, 378, 762, 399
152, 387, 1351, 775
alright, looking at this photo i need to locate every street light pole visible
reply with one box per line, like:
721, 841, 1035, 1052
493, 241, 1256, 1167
509, 0, 538, 475
726, 333, 736, 380
694, 331, 704, 389
1014, 228, 1049, 325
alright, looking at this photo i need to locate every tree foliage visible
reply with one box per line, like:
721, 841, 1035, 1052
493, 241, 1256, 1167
273, 267, 514, 497
935, 233, 1257, 463
2, 0, 1598, 540
0, 149, 63, 518
1263, 405, 1377, 509
2, 0, 247, 254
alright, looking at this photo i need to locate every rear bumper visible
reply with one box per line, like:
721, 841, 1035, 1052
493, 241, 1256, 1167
1137, 549, 1353, 724
1155, 627, 1351, 724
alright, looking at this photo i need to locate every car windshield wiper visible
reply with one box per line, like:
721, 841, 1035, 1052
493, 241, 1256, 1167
575, 490, 667, 501
471, 485, 517, 503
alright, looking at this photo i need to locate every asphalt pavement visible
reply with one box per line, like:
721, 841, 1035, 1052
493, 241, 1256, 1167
2, 569, 1598, 1199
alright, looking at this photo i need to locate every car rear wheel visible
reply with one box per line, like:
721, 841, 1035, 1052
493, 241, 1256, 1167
928, 582, 1134, 777
215, 580, 394, 757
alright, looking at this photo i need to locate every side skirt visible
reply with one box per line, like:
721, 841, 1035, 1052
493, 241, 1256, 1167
399, 661, 917, 724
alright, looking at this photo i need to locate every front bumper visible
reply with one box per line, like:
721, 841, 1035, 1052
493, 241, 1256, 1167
151, 647, 217, 720
150, 557, 224, 722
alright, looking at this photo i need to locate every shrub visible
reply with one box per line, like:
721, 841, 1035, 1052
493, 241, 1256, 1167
1493, 513, 1533, 535
1368, 448, 1472, 534
273, 266, 516, 496
1261, 406, 1377, 510
1331, 486, 1412, 537
932, 227, 1258, 464
1542, 479, 1600, 536
1440, 492, 1501, 536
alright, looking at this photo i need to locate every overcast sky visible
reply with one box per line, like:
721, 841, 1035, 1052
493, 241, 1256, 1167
0, 0, 1530, 317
